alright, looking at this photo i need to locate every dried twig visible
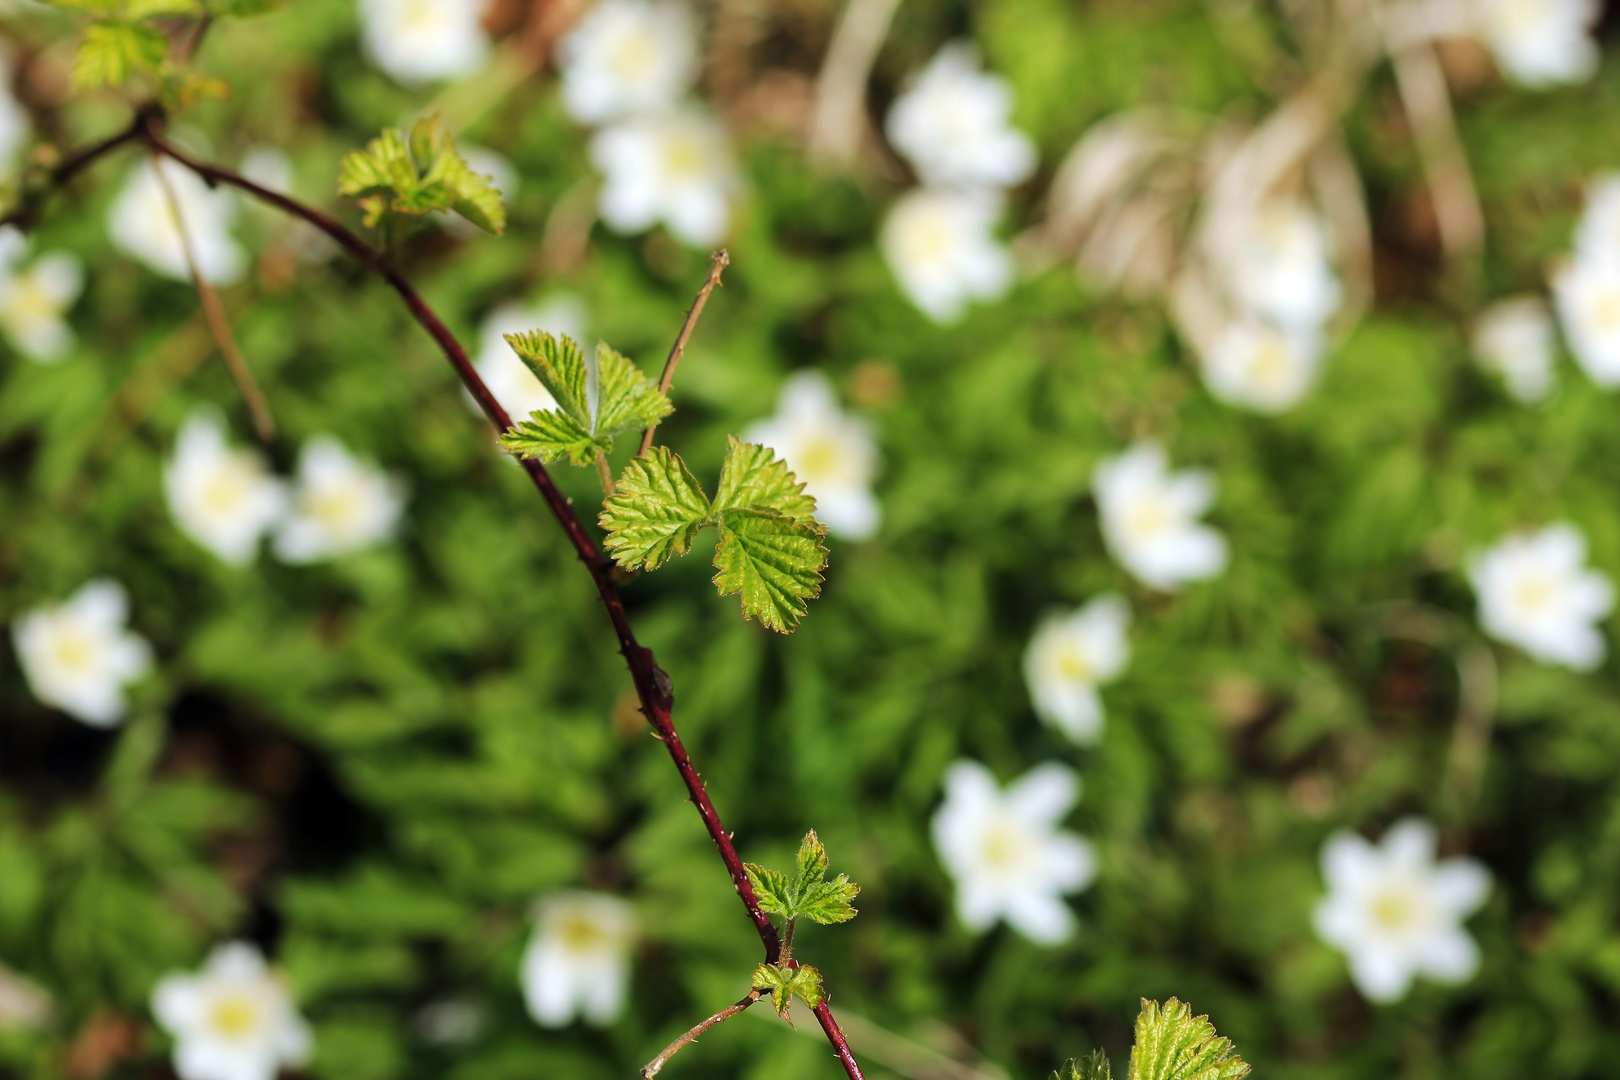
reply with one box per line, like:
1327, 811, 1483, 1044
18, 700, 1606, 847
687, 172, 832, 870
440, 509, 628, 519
637, 249, 729, 456
147, 152, 276, 443
643, 990, 761, 1078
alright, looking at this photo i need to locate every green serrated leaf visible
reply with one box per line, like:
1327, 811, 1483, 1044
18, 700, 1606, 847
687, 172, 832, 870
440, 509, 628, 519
745, 863, 792, 916
751, 963, 793, 1017
713, 437, 818, 523
73, 23, 169, 89
338, 128, 417, 202
589, 342, 671, 436
1055, 1051, 1113, 1080
599, 448, 713, 571
788, 964, 824, 1009
796, 875, 859, 925
1127, 999, 1249, 1080
126, 0, 199, 16
336, 114, 504, 233
712, 508, 827, 633
792, 830, 829, 898
505, 331, 592, 428
498, 409, 608, 468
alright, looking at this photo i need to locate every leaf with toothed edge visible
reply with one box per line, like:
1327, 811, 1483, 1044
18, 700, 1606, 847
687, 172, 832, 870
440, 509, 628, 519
712, 436, 818, 523
498, 410, 608, 468
599, 448, 713, 571
712, 508, 826, 634
1127, 999, 1249, 1080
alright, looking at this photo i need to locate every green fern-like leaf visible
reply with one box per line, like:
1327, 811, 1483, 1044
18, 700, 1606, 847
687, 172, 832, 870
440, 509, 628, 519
744, 831, 859, 926
501, 332, 670, 461
1127, 999, 1249, 1080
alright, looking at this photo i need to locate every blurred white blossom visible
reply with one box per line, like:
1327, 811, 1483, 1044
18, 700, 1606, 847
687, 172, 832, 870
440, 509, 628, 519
1473, 0, 1600, 88
1472, 296, 1557, 403
152, 942, 311, 1080
0, 227, 83, 363
1314, 819, 1490, 1003
108, 158, 244, 285
1468, 522, 1615, 669
358, 0, 490, 84
1571, 172, 1620, 262
164, 411, 288, 566
469, 296, 586, 420
1093, 442, 1228, 591
1023, 595, 1131, 745
880, 188, 1012, 323
557, 0, 698, 124
11, 579, 152, 728
931, 760, 1096, 945
1201, 320, 1324, 414
885, 42, 1036, 191
0, 54, 27, 180
591, 107, 737, 247
0, 961, 50, 1031
745, 371, 882, 541
1553, 254, 1620, 386
273, 436, 406, 564
521, 892, 635, 1028
1226, 199, 1342, 332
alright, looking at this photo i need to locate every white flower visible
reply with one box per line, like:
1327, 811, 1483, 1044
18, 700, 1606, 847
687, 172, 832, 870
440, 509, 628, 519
1226, 199, 1341, 331
1023, 595, 1131, 745
1571, 173, 1620, 262
152, 942, 311, 1080
879, 188, 1012, 323
1472, 0, 1600, 88
1468, 522, 1615, 669
0, 961, 50, 1031
591, 107, 737, 247
884, 42, 1036, 191
557, 0, 698, 125
358, 0, 490, 84
164, 411, 288, 566
520, 892, 635, 1028
11, 579, 152, 728
1313, 819, 1490, 1003
469, 296, 586, 421
108, 158, 244, 285
744, 371, 881, 541
1093, 442, 1228, 591
1200, 320, 1325, 414
0, 227, 83, 363
1472, 296, 1557, 403
273, 436, 406, 564
0, 55, 27, 181
931, 760, 1096, 945
1552, 255, 1620, 386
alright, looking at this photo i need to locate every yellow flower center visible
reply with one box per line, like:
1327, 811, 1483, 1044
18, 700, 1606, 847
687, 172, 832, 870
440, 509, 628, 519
662, 135, 706, 181
1247, 339, 1289, 387
309, 489, 359, 532
1055, 647, 1092, 683
210, 995, 260, 1039
557, 913, 612, 952
49, 627, 95, 673
609, 33, 656, 80
1368, 887, 1418, 933
1124, 497, 1171, 541
1513, 574, 1556, 613
1587, 286, 1620, 334
899, 214, 953, 264
795, 436, 842, 482
979, 819, 1029, 871
401, 0, 439, 31
2, 274, 57, 331
201, 463, 251, 516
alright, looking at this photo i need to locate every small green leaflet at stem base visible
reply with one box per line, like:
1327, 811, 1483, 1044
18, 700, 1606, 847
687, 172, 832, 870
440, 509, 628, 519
73, 23, 168, 89
712, 436, 817, 522
743, 830, 859, 926
1054, 1050, 1113, 1080
337, 115, 506, 234
598, 448, 712, 570
1127, 999, 1250, 1080
713, 508, 826, 634
751, 963, 825, 1022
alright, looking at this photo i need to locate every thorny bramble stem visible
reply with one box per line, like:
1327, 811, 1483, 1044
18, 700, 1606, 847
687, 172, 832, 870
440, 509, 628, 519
641, 990, 761, 1078
637, 249, 729, 456
0, 111, 151, 231
128, 118, 864, 1080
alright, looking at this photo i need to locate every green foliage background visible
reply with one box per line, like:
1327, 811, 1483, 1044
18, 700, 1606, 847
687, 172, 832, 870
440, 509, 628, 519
4, 1, 1620, 1078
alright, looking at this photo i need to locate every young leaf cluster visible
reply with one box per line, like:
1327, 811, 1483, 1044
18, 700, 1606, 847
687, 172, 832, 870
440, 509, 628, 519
47, 0, 277, 95
751, 962, 825, 1021
600, 440, 828, 633
497, 331, 671, 466
1056, 1000, 1249, 1080
338, 115, 506, 234
744, 830, 860, 925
